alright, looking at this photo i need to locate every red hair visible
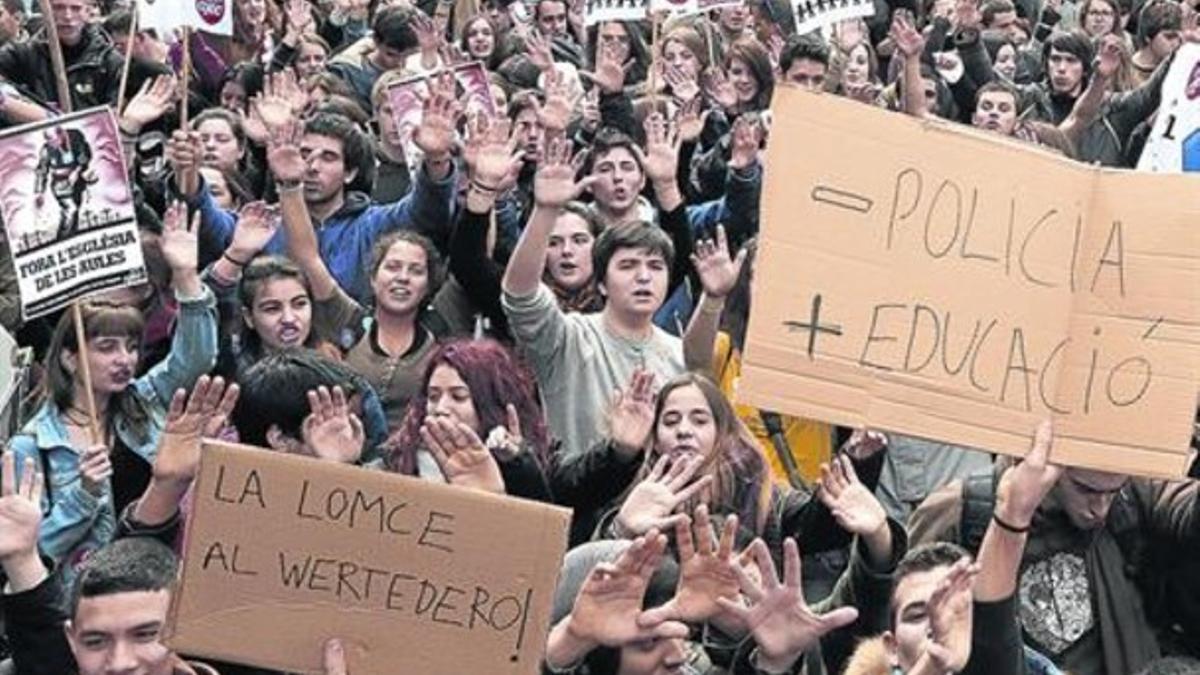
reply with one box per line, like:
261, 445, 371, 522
383, 339, 551, 475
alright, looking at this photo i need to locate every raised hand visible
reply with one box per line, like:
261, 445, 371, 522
284, 0, 315, 38
920, 557, 979, 672
467, 115, 523, 190
413, 11, 445, 63
580, 88, 601, 133
154, 376, 240, 485
675, 95, 708, 144
703, 68, 738, 112
252, 91, 296, 137
0, 452, 43, 561
994, 421, 1061, 529
266, 117, 306, 183
565, 530, 688, 646
608, 369, 657, 459
632, 112, 680, 186
484, 404, 525, 462
538, 68, 574, 133
582, 41, 631, 95
718, 538, 859, 672
302, 386, 366, 464
78, 444, 112, 497
727, 113, 764, 170
160, 201, 199, 273
166, 130, 202, 197
643, 505, 743, 629
228, 201, 279, 262
422, 416, 505, 493
534, 136, 596, 208
614, 454, 714, 537
1095, 34, 1122, 80
955, 0, 982, 30
121, 74, 177, 132
692, 225, 747, 300
817, 455, 886, 538
413, 71, 460, 161
664, 64, 700, 102
526, 30, 555, 72
890, 10, 925, 59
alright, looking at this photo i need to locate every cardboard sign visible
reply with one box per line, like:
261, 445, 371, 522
741, 89, 1200, 478
585, 0, 647, 26
166, 441, 572, 673
1136, 43, 1200, 173
794, 0, 875, 35
0, 109, 146, 320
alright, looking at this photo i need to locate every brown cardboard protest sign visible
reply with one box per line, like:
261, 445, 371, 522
165, 441, 572, 673
740, 88, 1200, 478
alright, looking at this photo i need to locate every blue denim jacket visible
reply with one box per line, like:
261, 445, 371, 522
5, 285, 218, 573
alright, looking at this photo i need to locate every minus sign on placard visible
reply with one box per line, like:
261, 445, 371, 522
811, 186, 873, 214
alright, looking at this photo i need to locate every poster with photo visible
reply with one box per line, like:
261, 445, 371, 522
0, 108, 146, 320
794, 0, 875, 35
385, 63, 497, 176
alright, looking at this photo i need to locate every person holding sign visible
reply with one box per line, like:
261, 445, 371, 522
3, 201, 217, 583
381, 338, 555, 501
0, 379, 354, 675
908, 438, 1200, 674
842, 423, 1063, 675
0, 0, 127, 112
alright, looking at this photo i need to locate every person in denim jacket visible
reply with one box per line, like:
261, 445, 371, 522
4, 202, 218, 582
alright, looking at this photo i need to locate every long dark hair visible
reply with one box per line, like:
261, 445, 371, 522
626, 373, 770, 534
586, 20, 652, 86
724, 37, 775, 112
383, 339, 551, 475
41, 301, 150, 442
237, 255, 320, 361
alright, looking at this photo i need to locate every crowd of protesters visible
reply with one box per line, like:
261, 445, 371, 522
0, 0, 1197, 671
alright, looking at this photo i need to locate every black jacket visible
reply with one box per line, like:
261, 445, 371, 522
0, 25, 127, 110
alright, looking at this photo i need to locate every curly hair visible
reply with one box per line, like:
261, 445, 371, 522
384, 339, 551, 475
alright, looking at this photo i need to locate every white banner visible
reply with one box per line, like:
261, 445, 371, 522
138, 0, 233, 37
794, 0, 875, 35
1137, 43, 1200, 173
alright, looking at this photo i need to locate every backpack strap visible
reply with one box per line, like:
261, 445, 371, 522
959, 470, 997, 556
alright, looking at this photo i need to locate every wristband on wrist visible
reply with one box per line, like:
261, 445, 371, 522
276, 179, 302, 192
223, 251, 250, 267
992, 512, 1030, 534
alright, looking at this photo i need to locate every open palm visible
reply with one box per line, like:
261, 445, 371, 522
422, 417, 504, 493
0, 452, 42, 560
720, 539, 859, 665
569, 532, 669, 646
818, 455, 886, 536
